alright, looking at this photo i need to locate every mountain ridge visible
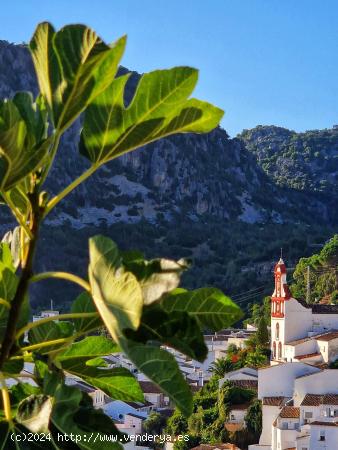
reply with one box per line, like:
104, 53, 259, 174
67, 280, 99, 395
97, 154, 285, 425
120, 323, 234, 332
0, 41, 336, 311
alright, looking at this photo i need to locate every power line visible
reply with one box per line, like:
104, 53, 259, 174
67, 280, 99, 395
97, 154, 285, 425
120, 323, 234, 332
232, 287, 267, 301
233, 288, 273, 305
231, 284, 268, 299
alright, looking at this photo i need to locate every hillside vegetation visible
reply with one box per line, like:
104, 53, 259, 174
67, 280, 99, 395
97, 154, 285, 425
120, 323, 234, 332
291, 234, 338, 304
239, 125, 338, 197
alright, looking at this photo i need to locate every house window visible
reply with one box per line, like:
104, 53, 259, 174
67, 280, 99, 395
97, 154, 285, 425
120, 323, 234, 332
319, 430, 326, 441
304, 411, 313, 423
276, 302, 280, 313
278, 342, 282, 359
276, 322, 280, 340
230, 414, 235, 420
273, 341, 276, 359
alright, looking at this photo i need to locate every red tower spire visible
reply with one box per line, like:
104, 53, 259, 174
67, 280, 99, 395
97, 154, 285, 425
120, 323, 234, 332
271, 258, 291, 318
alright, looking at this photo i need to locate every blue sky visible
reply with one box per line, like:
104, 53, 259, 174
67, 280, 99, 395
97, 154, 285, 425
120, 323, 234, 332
2, 0, 338, 136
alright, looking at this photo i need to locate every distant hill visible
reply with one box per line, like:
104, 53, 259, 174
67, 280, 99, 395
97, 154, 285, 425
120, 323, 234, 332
0, 41, 336, 312
238, 125, 338, 201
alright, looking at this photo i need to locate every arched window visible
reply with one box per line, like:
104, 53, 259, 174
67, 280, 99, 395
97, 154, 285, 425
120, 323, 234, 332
273, 342, 276, 359
276, 301, 280, 313
276, 323, 280, 340
278, 342, 282, 359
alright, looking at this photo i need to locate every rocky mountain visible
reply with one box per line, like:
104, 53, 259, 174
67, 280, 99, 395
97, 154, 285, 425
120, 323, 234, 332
0, 41, 336, 312
238, 125, 338, 198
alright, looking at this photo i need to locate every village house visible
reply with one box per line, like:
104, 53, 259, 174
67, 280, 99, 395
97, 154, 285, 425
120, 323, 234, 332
103, 399, 150, 421
219, 367, 258, 389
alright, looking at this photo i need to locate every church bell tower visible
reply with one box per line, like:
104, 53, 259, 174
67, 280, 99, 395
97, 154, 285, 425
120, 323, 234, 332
270, 258, 291, 362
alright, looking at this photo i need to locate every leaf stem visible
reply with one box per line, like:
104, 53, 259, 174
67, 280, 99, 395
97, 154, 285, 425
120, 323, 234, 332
19, 337, 71, 353
18, 325, 105, 356
0, 192, 41, 370
44, 164, 99, 217
0, 299, 11, 309
15, 312, 98, 340
39, 132, 61, 187
29, 271, 91, 292
0, 375, 12, 422
1, 191, 33, 240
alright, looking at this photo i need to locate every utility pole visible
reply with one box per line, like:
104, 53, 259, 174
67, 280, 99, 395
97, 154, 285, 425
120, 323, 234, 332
306, 266, 310, 303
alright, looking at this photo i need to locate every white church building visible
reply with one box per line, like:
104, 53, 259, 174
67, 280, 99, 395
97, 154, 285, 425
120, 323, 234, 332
270, 258, 338, 365
249, 258, 338, 450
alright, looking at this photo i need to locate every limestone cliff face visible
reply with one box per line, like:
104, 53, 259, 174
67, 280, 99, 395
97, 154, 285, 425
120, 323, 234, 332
0, 41, 334, 232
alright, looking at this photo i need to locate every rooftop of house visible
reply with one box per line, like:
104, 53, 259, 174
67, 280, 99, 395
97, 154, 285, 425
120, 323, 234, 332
125, 400, 153, 409
229, 403, 251, 411
263, 397, 289, 406
125, 412, 146, 420
230, 379, 258, 390
296, 298, 338, 314
301, 394, 338, 406
310, 421, 338, 427
286, 336, 316, 346
296, 352, 321, 360
191, 444, 241, 450
279, 406, 300, 419
316, 331, 338, 341
138, 381, 162, 394
286, 329, 338, 346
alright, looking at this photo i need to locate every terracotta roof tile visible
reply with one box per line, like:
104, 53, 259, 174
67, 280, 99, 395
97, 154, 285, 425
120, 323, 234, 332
191, 444, 241, 450
139, 381, 162, 394
286, 330, 338, 346
230, 380, 258, 390
279, 406, 300, 418
296, 352, 321, 360
263, 396, 286, 406
301, 394, 338, 406
315, 331, 338, 341
230, 403, 251, 411
286, 336, 313, 346
311, 421, 338, 427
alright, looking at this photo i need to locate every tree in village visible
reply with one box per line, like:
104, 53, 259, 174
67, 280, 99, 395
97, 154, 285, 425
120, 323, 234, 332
166, 409, 188, 436
0, 22, 243, 447
255, 315, 269, 347
143, 411, 167, 435
209, 357, 234, 377
245, 399, 262, 437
